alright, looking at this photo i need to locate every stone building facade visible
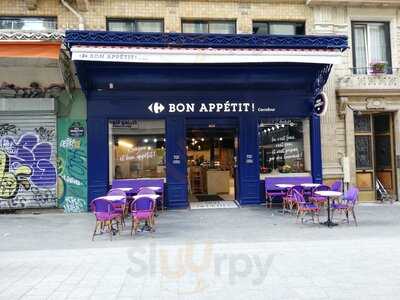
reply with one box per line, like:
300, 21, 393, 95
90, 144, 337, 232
1, 0, 400, 204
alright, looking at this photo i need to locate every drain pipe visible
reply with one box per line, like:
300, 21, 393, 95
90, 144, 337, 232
60, 0, 85, 30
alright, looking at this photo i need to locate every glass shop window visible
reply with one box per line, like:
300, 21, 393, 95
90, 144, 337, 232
352, 22, 392, 74
253, 21, 305, 35
0, 16, 57, 30
108, 120, 166, 183
182, 20, 236, 34
107, 18, 164, 33
259, 119, 307, 175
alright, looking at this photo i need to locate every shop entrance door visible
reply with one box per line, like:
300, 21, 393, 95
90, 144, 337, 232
354, 113, 397, 201
186, 126, 237, 204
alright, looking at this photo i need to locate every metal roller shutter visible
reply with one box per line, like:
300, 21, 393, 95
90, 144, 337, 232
0, 114, 57, 209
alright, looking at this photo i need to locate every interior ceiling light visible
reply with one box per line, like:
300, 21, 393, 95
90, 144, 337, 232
143, 138, 149, 143
118, 140, 133, 148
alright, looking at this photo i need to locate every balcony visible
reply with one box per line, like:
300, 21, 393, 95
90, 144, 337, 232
337, 67, 400, 94
307, 0, 400, 7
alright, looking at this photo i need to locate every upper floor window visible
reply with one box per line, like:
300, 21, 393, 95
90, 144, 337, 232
0, 17, 57, 31
182, 20, 236, 34
107, 19, 164, 33
253, 21, 305, 35
352, 22, 392, 74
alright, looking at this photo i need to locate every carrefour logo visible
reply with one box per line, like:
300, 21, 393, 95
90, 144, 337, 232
148, 102, 165, 114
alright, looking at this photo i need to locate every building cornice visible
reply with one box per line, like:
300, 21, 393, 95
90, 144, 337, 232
307, 0, 400, 7
336, 89, 400, 97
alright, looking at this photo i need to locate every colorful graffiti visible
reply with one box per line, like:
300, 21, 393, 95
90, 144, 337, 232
0, 127, 57, 209
0, 150, 31, 198
57, 119, 87, 213
0, 123, 19, 137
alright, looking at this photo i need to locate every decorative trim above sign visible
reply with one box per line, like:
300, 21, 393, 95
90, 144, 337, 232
65, 31, 348, 51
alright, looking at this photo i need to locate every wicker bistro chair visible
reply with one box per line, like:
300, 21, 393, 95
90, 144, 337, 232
309, 185, 331, 209
130, 196, 156, 236
331, 180, 343, 193
331, 186, 359, 226
293, 190, 320, 224
90, 198, 123, 241
107, 189, 127, 227
285, 185, 305, 213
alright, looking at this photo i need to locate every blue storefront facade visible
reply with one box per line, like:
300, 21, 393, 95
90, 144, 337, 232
65, 31, 347, 209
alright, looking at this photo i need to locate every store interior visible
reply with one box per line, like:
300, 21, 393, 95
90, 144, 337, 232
186, 128, 236, 202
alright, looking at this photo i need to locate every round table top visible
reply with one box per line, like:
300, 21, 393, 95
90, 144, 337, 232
97, 195, 125, 202
140, 186, 162, 191
133, 194, 160, 200
275, 184, 295, 188
315, 191, 342, 197
115, 188, 133, 192
301, 183, 321, 188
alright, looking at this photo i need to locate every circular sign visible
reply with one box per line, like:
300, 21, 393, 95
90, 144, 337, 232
313, 92, 328, 116
68, 122, 85, 138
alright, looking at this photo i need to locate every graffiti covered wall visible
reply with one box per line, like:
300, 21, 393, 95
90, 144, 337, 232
57, 118, 87, 212
0, 120, 57, 209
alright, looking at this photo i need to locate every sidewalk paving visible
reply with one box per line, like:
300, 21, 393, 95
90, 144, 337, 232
0, 204, 400, 300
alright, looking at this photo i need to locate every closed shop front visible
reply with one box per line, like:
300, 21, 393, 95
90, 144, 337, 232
0, 98, 57, 209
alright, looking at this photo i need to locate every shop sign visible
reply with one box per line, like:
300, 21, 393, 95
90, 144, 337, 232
111, 120, 138, 128
148, 101, 276, 114
313, 92, 328, 116
68, 122, 85, 138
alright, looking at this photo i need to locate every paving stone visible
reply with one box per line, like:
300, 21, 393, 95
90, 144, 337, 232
0, 205, 400, 299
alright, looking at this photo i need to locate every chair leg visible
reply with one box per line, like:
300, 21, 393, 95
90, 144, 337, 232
92, 221, 99, 241
352, 209, 358, 226
346, 211, 349, 224
108, 221, 113, 241
151, 215, 156, 232
130, 219, 134, 236
133, 218, 139, 235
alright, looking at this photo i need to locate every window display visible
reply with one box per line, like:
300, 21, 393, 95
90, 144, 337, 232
259, 119, 306, 174
109, 120, 165, 182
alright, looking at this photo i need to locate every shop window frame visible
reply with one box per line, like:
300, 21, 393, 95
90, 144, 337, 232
106, 18, 164, 33
108, 119, 166, 184
258, 118, 310, 176
252, 20, 305, 35
0, 16, 57, 30
181, 19, 237, 34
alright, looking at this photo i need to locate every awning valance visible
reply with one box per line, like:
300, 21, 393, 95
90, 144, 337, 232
0, 41, 61, 59
71, 45, 343, 64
